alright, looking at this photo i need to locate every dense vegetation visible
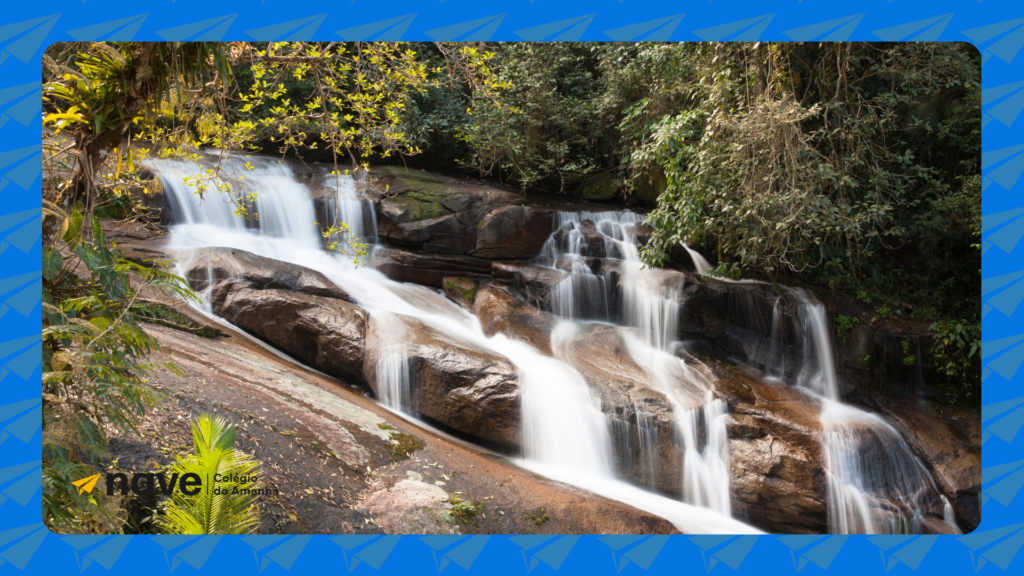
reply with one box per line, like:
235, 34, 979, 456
40, 40, 981, 532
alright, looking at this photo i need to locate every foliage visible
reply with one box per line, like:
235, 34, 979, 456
41, 207, 196, 532
929, 320, 981, 405
447, 494, 486, 525
158, 413, 261, 535
458, 43, 609, 193
835, 314, 859, 344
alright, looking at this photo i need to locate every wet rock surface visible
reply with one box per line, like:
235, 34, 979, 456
182, 246, 352, 300
872, 397, 982, 532
372, 246, 492, 288
471, 283, 686, 497
363, 314, 521, 450
705, 361, 828, 534
114, 298, 679, 535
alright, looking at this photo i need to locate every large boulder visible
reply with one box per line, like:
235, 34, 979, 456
369, 166, 526, 255
363, 313, 521, 450
474, 205, 554, 259
705, 361, 828, 534
371, 247, 492, 288
576, 219, 607, 258
210, 280, 367, 384
576, 172, 619, 201
473, 282, 558, 355
181, 247, 351, 301
872, 397, 982, 532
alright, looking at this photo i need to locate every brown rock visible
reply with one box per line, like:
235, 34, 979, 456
182, 247, 351, 301
475, 205, 554, 259
363, 313, 521, 450
873, 397, 982, 532
472, 283, 685, 496
372, 247, 492, 288
576, 219, 606, 258
491, 261, 568, 310
212, 281, 367, 384
473, 282, 557, 355
708, 362, 828, 533
369, 166, 526, 254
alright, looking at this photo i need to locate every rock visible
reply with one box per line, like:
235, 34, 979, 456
473, 282, 558, 356
872, 397, 981, 532
371, 247, 492, 288
363, 314, 521, 450
491, 261, 568, 310
442, 277, 479, 312
837, 324, 875, 397
361, 478, 458, 534
472, 283, 685, 497
553, 321, 687, 496
919, 516, 961, 535
369, 166, 526, 255
101, 219, 169, 267
576, 220, 606, 258
474, 205, 554, 259
625, 223, 655, 248
708, 362, 828, 533
576, 172, 619, 201
212, 281, 368, 384
182, 247, 351, 301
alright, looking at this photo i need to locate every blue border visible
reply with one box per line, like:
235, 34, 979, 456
2, 1, 1021, 574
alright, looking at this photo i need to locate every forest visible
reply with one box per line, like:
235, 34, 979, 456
40, 41, 981, 536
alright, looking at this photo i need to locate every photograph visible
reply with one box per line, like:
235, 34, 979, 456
39, 39, 981, 538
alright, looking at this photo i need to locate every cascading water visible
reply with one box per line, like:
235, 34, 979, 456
784, 288, 952, 534
537, 210, 733, 516
149, 153, 758, 534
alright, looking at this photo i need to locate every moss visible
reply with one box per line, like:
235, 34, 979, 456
445, 278, 478, 302
522, 507, 550, 533
447, 494, 485, 525
577, 172, 618, 200
386, 432, 423, 460
392, 179, 452, 221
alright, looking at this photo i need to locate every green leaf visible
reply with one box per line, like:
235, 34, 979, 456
43, 247, 63, 280
63, 210, 84, 250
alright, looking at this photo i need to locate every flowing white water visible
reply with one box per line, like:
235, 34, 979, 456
683, 243, 713, 275
784, 287, 945, 534
150, 154, 757, 534
538, 210, 733, 516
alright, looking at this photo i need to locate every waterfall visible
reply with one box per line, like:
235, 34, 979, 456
784, 287, 944, 534
149, 154, 758, 534
537, 209, 733, 516
683, 243, 714, 275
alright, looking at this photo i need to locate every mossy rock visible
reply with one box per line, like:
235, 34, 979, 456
443, 277, 479, 312
577, 172, 619, 201
399, 183, 450, 221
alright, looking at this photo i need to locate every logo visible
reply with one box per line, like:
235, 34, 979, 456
72, 471, 276, 497
71, 473, 102, 494
105, 472, 203, 496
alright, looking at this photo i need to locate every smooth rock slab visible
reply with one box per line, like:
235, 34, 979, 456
211, 280, 367, 384
362, 479, 458, 534
363, 312, 521, 450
